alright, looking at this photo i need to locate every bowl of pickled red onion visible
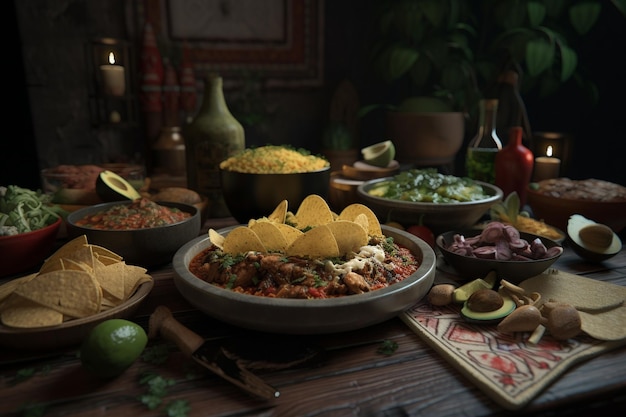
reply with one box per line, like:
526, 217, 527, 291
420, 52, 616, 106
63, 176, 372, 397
436, 221, 563, 284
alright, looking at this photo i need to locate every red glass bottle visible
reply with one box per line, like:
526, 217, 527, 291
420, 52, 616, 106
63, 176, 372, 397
495, 126, 534, 206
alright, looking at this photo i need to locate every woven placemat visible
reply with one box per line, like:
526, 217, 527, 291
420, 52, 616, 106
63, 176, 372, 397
401, 271, 626, 410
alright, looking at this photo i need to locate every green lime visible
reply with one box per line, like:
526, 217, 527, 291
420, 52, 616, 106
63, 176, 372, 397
361, 140, 396, 167
80, 319, 148, 378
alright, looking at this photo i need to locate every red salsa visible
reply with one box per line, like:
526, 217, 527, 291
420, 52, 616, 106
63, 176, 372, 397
75, 198, 191, 230
188, 236, 420, 299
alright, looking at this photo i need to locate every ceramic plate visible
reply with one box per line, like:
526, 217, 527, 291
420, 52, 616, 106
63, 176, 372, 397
0, 279, 153, 351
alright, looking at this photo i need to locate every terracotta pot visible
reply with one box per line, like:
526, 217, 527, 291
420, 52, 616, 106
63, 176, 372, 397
385, 111, 465, 165
322, 148, 359, 172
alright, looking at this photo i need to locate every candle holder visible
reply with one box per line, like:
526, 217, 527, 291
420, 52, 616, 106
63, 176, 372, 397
85, 37, 138, 127
532, 132, 572, 177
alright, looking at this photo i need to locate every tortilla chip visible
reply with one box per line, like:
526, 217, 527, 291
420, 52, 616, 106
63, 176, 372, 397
94, 259, 126, 301
326, 220, 369, 255
0, 273, 37, 303
337, 204, 383, 237
37, 258, 65, 275
0, 294, 64, 328
44, 235, 88, 265
123, 265, 150, 298
14, 270, 102, 318
250, 221, 289, 252
353, 213, 369, 232
91, 245, 123, 262
209, 228, 225, 250
268, 199, 288, 223
48, 245, 95, 275
61, 258, 92, 272
293, 195, 334, 228
286, 225, 340, 258
274, 223, 304, 246
223, 226, 267, 254
94, 254, 122, 266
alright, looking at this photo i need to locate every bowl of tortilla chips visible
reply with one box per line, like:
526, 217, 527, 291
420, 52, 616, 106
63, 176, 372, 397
172, 195, 437, 334
0, 235, 153, 350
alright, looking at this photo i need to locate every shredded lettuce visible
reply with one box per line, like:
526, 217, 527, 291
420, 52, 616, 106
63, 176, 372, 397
0, 185, 65, 234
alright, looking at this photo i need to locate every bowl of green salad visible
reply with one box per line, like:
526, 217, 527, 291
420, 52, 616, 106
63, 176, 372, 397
0, 185, 65, 277
357, 169, 503, 235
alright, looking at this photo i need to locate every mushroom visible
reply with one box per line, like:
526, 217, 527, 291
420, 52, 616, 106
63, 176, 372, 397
541, 301, 582, 340
497, 304, 543, 333
427, 284, 456, 306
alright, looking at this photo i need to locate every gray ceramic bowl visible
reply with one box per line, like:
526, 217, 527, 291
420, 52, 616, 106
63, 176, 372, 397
172, 225, 436, 334
436, 229, 563, 284
66, 201, 201, 268
357, 177, 503, 235
220, 167, 331, 223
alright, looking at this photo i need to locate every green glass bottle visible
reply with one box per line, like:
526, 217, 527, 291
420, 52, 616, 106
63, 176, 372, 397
466, 99, 502, 184
184, 73, 245, 218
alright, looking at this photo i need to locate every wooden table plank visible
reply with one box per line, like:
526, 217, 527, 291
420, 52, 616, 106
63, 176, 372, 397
1, 218, 625, 417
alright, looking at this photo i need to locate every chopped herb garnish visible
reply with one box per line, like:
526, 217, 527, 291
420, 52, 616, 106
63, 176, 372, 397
377, 339, 398, 356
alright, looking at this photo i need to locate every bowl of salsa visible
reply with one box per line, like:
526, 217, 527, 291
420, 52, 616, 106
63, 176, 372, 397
66, 198, 201, 268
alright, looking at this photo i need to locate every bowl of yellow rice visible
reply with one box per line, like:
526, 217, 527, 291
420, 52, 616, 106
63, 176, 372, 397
219, 146, 331, 223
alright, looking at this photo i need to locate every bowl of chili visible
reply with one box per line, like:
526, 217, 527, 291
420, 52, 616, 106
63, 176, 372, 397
66, 198, 201, 268
172, 225, 436, 334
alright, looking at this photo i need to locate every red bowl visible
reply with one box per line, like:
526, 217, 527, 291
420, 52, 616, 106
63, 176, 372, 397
0, 217, 62, 277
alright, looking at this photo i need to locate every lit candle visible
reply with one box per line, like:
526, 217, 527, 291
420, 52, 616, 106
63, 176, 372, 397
533, 145, 561, 182
100, 52, 126, 96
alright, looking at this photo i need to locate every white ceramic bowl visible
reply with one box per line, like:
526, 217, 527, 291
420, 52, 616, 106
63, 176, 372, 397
172, 225, 436, 334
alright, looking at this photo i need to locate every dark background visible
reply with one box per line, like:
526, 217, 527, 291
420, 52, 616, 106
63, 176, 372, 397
3, 1, 625, 190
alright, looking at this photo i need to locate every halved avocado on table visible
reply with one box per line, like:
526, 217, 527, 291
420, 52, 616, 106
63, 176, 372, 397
96, 170, 142, 202
567, 214, 622, 262
460, 296, 516, 325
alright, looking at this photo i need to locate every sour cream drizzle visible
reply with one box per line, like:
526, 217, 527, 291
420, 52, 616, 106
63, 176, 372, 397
331, 244, 386, 275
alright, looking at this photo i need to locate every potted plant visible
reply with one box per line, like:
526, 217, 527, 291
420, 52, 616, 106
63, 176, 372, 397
359, 0, 621, 166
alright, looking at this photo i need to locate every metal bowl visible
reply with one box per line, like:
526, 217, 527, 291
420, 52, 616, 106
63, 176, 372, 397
66, 201, 201, 268
172, 225, 436, 334
220, 167, 331, 223
436, 229, 563, 284
357, 177, 503, 235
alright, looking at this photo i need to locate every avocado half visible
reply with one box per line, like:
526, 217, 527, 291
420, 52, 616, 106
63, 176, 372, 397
567, 214, 622, 262
96, 170, 142, 202
460, 296, 516, 325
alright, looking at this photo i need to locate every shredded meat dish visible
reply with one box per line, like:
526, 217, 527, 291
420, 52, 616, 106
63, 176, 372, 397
188, 236, 420, 299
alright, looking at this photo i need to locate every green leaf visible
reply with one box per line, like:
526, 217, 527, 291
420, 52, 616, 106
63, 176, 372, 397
611, 0, 626, 16
525, 39, 554, 76
559, 45, 578, 81
527, 1, 547, 27
377, 339, 398, 356
569, 2, 601, 35
165, 400, 191, 417
388, 45, 419, 81
421, 0, 446, 27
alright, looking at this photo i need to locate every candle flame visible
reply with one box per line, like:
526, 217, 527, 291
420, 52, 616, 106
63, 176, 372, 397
546, 145, 553, 157
108, 52, 116, 65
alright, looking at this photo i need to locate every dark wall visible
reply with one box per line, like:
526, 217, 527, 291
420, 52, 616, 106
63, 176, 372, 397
2, 0, 39, 189
5, 1, 626, 191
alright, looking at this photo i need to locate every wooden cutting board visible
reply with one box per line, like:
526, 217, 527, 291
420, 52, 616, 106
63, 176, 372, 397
401, 270, 626, 410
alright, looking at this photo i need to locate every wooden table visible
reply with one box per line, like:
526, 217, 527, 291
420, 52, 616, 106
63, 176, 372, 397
1, 218, 626, 417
